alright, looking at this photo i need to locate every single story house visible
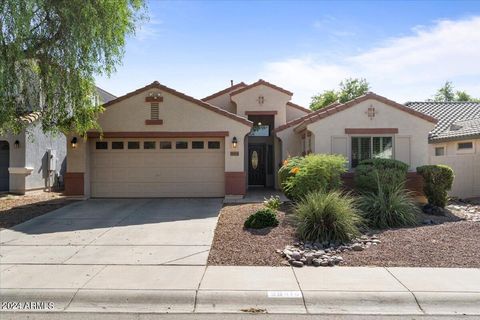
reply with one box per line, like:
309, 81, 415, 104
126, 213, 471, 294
65, 80, 438, 199
405, 101, 480, 198
0, 87, 116, 195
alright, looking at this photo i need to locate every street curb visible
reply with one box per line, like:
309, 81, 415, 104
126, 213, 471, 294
414, 292, 480, 315
195, 290, 306, 313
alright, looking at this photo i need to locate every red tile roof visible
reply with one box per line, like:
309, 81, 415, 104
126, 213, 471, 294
201, 82, 247, 101
286, 101, 312, 113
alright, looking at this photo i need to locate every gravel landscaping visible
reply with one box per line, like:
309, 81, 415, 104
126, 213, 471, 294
207, 200, 480, 268
0, 191, 77, 229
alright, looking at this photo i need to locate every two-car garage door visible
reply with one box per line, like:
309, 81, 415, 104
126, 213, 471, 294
90, 138, 225, 197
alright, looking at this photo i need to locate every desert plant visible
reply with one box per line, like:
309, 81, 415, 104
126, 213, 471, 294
355, 158, 409, 194
294, 191, 362, 242
244, 208, 279, 229
417, 165, 454, 208
263, 195, 282, 211
358, 177, 420, 229
281, 154, 347, 201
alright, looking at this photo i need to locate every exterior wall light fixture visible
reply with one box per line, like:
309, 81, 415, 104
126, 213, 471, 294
71, 137, 78, 149
232, 136, 238, 149
14, 140, 20, 149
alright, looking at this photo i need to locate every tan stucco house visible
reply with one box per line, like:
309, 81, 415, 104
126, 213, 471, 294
65, 80, 439, 199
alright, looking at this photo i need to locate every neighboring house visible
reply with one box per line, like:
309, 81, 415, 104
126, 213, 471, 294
0, 86, 115, 194
0, 112, 66, 194
405, 101, 480, 198
65, 80, 437, 199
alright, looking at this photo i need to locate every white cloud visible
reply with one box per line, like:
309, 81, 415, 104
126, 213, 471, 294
134, 15, 163, 41
261, 16, 480, 106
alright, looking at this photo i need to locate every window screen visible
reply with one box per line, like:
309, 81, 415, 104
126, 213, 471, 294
96, 142, 108, 150
351, 137, 371, 168
128, 141, 140, 149
160, 141, 172, 149
435, 147, 445, 156
208, 141, 221, 149
192, 141, 204, 149
458, 142, 473, 149
176, 141, 188, 149
144, 141, 156, 149
351, 136, 393, 168
373, 137, 393, 159
112, 141, 124, 149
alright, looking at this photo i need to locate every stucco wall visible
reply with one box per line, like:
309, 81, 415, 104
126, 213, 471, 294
25, 123, 66, 190
286, 104, 309, 122
203, 92, 237, 114
231, 85, 290, 128
429, 138, 480, 198
304, 99, 435, 170
276, 126, 303, 160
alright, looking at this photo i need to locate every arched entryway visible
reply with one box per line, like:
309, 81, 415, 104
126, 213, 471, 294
0, 141, 9, 192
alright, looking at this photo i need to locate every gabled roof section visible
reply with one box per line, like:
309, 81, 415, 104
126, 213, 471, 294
275, 92, 437, 133
96, 86, 117, 104
229, 79, 293, 97
405, 101, 480, 142
201, 82, 247, 101
102, 81, 252, 127
287, 101, 312, 113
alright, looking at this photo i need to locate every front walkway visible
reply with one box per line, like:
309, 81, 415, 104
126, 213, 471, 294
224, 188, 289, 204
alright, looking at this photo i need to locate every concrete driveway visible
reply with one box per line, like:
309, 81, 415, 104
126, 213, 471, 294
0, 198, 223, 266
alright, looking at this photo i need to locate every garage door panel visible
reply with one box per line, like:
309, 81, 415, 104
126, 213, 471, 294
90, 139, 225, 197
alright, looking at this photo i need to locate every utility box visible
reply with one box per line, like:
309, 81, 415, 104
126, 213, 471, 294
47, 149, 56, 172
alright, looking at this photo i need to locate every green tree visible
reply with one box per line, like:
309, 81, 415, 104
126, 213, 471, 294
310, 78, 370, 111
434, 81, 455, 102
0, 0, 146, 136
309, 90, 338, 111
338, 78, 370, 103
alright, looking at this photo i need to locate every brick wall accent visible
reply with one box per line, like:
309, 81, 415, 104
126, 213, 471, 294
64, 172, 84, 196
225, 172, 246, 195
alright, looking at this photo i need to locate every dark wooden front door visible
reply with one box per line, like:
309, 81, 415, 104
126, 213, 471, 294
248, 144, 266, 186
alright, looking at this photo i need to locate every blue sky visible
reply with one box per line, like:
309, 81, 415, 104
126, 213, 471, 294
95, 0, 480, 106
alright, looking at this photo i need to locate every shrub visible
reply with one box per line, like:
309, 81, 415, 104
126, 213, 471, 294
281, 154, 347, 201
294, 191, 362, 242
278, 156, 303, 199
358, 177, 420, 229
244, 208, 279, 229
263, 195, 282, 211
417, 165, 454, 208
355, 158, 409, 194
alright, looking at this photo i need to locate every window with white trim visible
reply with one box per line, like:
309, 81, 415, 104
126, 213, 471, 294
351, 136, 393, 168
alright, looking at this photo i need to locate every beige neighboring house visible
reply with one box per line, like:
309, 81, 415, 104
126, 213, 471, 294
405, 101, 480, 199
65, 80, 438, 199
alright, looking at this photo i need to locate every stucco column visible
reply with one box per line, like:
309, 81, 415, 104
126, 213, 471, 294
65, 134, 87, 196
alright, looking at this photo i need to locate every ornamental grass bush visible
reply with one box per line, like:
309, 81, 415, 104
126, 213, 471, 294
417, 165, 454, 208
358, 176, 420, 229
354, 158, 409, 194
280, 154, 347, 201
244, 208, 279, 229
294, 191, 362, 242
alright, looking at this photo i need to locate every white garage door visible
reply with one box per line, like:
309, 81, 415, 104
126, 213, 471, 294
90, 138, 225, 197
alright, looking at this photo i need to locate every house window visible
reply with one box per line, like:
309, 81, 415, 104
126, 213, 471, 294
249, 125, 270, 137
351, 136, 393, 168
435, 146, 445, 156
208, 141, 221, 149
128, 141, 140, 149
458, 142, 473, 150
176, 141, 188, 149
95, 142, 108, 150
144, 141, 156, 149
159, 141, 172, 149
112, 141, 124, 150
192, 141, 204, 149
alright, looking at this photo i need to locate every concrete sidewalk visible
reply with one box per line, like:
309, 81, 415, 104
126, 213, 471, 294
1, 266, 479, 316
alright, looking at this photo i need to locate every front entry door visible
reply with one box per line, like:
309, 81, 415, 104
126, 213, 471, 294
248, 144, 266, 186
0, 141, 10, 192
